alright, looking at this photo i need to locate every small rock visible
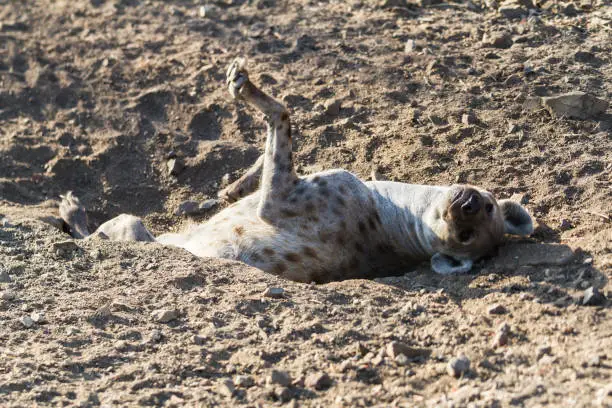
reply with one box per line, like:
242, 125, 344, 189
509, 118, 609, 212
167, 158, 185, 176
483, 31, 513, 49
395, 354, 409, 366
220, 173, 231, 187
234, 375, 254, 388
499, 5, 528, 19
267, 370, 291, 387
199, 199, 219, 212
404, 39, 417, 53
1, 290, 16, 301
175, 200, 199, 216
324, 99, 342, 116
193, 334, 207, 345
275, 387, 292, 402
447, 354, 470, 378
492, 322, 511, 348
217, 378, 235, 398
559, 219, 572, 231
574, 51, 596, 64
488, 304, 508, 315
262, 287, 285, 298
305, 371, 332, 390
536, 345, 552, 359
30, 312, 45, 323
461, 112, 476, 125
151, 309, 179, 323
386, 341, 431, 360
582, 287, 606, 306
509, 192, 529, 205
542, 92, 608, 120
198, 5, 218, 18
0, 269, 11, 283
1, 217, 11, 227
53, 240, 79, 252
562, 3, 578, 16
20, 316, 35, 328
148, 329, 163, 343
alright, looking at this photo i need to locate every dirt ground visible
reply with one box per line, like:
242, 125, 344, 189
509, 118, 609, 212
1, 0, 611, 406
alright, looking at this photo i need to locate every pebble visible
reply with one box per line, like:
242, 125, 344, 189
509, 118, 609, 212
492, 322, 511, 348
447, 354, 470, 378
234, 374, 254, 388
541, 92, 608, 120
53, 240, 79, 252
574, 51, 596, 64
0, 269, 11, 283
305, 371, 332, 390
404, 39, 417, 53
149, 329, 163, 343
395, 354, 409, 366
386, 341, 430, 360
1, 217, 11, 227
267, 370, 291, 387
217, 378, 235, 398
582, 287, 606, 306
1, 290, 16, 300
488, 304, 508, 315
262, 287, 285, 298
20, 316, 35, 328
324, 99, 342, 116
30, 312, 45, 323
498, 5, 528, 19
536, 345, 552, 360
175, 200, 199, 216
193, 334, 207, 345
275, 387, 292, 402
167, 158, 185, 176
151, 309, 179, 323
482, 31, 513, 49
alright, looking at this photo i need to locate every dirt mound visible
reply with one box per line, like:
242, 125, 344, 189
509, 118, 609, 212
0, 0, 610, 406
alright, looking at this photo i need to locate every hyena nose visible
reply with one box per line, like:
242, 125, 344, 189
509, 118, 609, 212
461, 193, 481, 215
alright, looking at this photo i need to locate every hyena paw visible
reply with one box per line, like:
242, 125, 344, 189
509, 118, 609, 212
226, 57, 249, 99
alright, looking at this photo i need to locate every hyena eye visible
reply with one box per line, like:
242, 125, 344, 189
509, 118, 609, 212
485, 203, 494, 214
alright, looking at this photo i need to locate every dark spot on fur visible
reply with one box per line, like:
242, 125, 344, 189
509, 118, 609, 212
271, 262, 287, 275
332, 207, 342, 217
335, 195, 346, 207
284, 252, 301, 263
316, 178, 328, 186
293, 179, 299, 185
358, 221, 366, 233
368, 216, 377, 230
336, 234, 346, 246
287, 125, 292, 140
251, 253, 263, 263
289, 197, 298, 204
238, 188, 244, 196
319, 187, 330, 197
233, 225, 245, 236
339, 185, 347, 194
340, 220, 347, 230
374, 212, 382, 224
377, 243, 393, 253
354, 242, 365, 253
295, 186, 306, 195
349, 256, 360, 270
281, 209, 299, 217
274, 153, 282, 164
303, 246, 318, 258
305, 202, 316, 212
263, 247, 275, 256
281, 112, 289, 121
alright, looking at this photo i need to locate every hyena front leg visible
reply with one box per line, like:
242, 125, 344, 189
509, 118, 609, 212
218, 154, 263, 203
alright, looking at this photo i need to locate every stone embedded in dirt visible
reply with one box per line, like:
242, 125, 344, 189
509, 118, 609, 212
574, 51, 595, 64
175, 200, 199, 216
562, 3, 578, 16
1, 290, 16, 301
167, 158, 185, 176
386, 341, 431, 360
404, 39, 417, 53
395, 354, 409, 366
151, 309, 179, 323
324, 99, 342, 116
53, 240, 79, 253
537, 345, 552, 360
262, 287, 285, 298
482, 31, 513, 49
193, 334, 206, 345
20, 316, 35, 328
498, 4, 528, 19
492, 322, 511, 348
488, 304, 508, 315
267, 370, 291, 387
234, 375, 254, 388
447, 354, 470, 378
30, 312, 45, 323
582, 287, 606, 306
305, 371, 332, 390
199, 199, 219, 212
461, 112, 476, 125
217, 378, 235, 398
1, 217, 11, 227
275, 387, 292, 402
541, 92, 608, 120
0, 269, 11, 283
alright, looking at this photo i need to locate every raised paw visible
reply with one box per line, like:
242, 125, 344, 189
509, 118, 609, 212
226, 57, 249, 99
59, 191, 89, 239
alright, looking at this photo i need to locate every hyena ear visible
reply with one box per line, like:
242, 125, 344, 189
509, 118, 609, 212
498, 199, 534, 236
431, 253, 473, 275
